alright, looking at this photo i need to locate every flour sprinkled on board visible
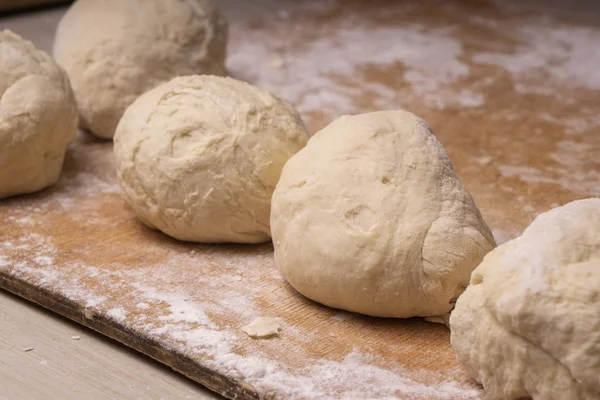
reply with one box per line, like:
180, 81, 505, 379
33, 255, 55, 266
230, 1, 600, 126
0, 232, 108, 309
6, 215, 35, 225
471, 17, 600, 94
107, 307, 127, 322
133, 284, 214, 327
497, 163, 600, 197
229, 7, 480, 114
539, 113, 600, 136
0, 151, 482, 399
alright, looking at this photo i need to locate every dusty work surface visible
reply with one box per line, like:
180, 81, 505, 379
1, 1, 599, 399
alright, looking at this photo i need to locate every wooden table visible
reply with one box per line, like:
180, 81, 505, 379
1, 1, 599, 399
0, 291, 217, 399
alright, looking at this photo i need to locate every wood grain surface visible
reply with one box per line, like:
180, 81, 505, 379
1, 0, 599, 399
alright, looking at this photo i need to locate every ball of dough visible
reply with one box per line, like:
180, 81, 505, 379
114, 75, 309, 243
450, 199, 600, 400
271, 110, 495, 318
0, 30, 78, 199
53, 0, 227, 139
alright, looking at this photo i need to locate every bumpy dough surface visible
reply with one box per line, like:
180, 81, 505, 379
53, 0, 227, 139
114, 75, 309, 243
271, 110, 495, 318
0, 30, 78, 199
451, 198, 600, 400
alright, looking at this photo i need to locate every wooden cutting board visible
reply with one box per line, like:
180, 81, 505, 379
1, 1, 599, 398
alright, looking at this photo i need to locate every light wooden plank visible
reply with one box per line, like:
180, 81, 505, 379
0, 291, 217, 399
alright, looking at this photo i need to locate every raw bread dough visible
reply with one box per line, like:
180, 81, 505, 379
0, 30, 78, 199
271, 110, 495, 318
114, 75, 309, 243
451, 198, 600, 400
53, 0, 227, 139
242, 317, 281, 338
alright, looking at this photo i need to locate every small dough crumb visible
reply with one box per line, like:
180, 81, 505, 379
242, 317, 281, 338
424, 314, 450, 327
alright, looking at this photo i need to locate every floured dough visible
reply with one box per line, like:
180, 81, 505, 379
114, 75, 309, 243
242, 317, 281, 338
0, 30, 78, 198
451, 198, 600, 400
271, 110, 495, 318
53, 0, 227, 139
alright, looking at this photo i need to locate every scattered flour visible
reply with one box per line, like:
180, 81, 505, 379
229, 1, 600, 120
332, 312, 354, 322
0, 221, 483, 398
498, 163, 600, 196
85, 298, 104, 308
107, 307, 127, 322
206, 350, 480, 399
538, 113, 600, 135
455, 89, 485, 107
229, 20, 481, 113
134, 286, 214, 327
6, 216, 35, 225
33, 255, 55, 266
473, 155, 493, 166
471, 17, 600, 94
523, 205, 535, 213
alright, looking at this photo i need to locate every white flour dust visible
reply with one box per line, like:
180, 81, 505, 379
229, 1, 600, 124
133, 284, 214, 327
229, 20, 480, 114
497, 163, 600, 197
107, 307, 127, 322
0, 233, 108, 308
472, 20, 600, 94
539, 113, 600, 136
129, 285, 480, 399
6, 215, 35, 225
0, 218, 480, 399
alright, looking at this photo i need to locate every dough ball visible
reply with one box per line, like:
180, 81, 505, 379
0, 30, 78, 199
53, 0, 227, 139
271, 110, 495, 318
114, 75, 309, 243
450, 199, 600, 400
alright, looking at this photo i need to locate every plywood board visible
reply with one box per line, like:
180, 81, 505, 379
1, 1, 599, 398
